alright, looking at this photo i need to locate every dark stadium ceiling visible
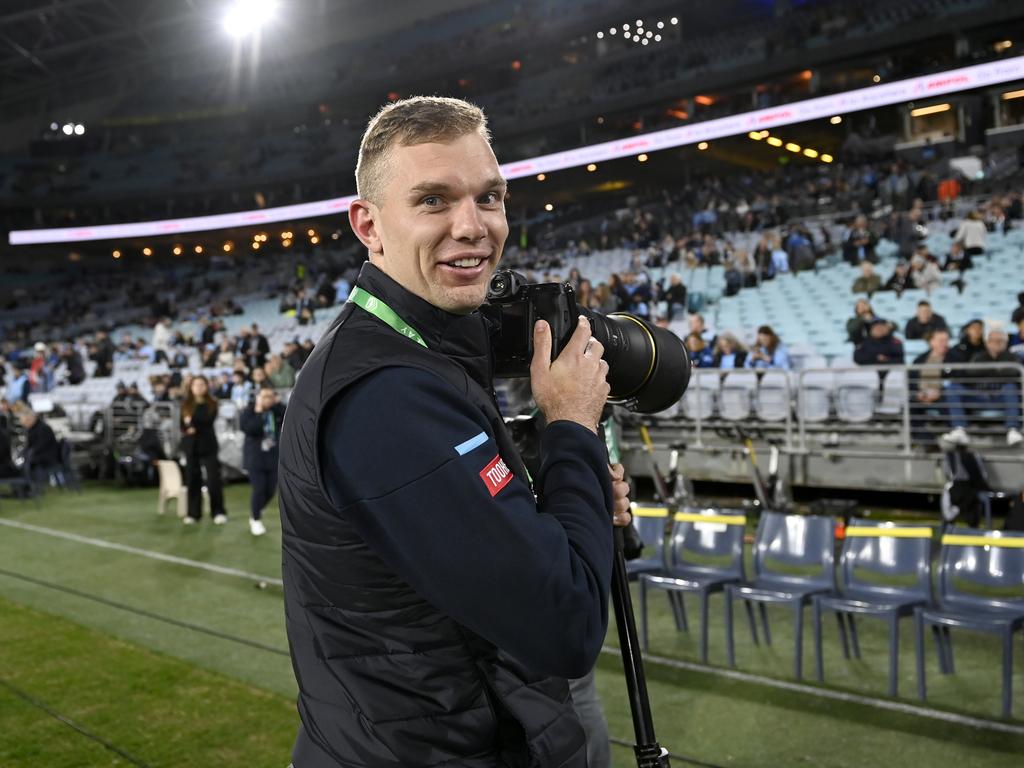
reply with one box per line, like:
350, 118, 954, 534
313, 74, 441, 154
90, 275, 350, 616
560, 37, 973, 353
0, 0, 485, 113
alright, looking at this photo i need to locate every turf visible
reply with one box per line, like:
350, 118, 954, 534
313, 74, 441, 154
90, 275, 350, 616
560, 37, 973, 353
1, 482, 1023, 767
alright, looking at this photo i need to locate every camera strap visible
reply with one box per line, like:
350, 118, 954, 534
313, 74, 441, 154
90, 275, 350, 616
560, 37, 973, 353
349, 287, 427, 348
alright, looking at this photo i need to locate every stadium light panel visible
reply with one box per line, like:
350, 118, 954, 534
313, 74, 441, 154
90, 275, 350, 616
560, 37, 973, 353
749, 131, 764, 139
637, 153, 648, 162
586, 163, 597, 171
74, 124, 85, 135
910, 103, 951, 117
803, 148, 819, 158
642, 39, 648, 45
830, 115, 843, 124
544, 203, 554, 211
766, 136, 783, 147
670, 17, 678, 25
657, 21, 664, 29
821, 154, 833, 163
785, 142, 801, 152
194, 245, 203, 254
1002, 89, 1024, 100
173, 246, 182, 255
655, 35, 661, 42
697, 142, 709, 150
61, 123, 73, 135
536, 173, 546, 180
142, 247, 153, 256
597, 31, 604, 39
609, 28, 616, 35
112, 250, 121, 258
222, 0, 277, 39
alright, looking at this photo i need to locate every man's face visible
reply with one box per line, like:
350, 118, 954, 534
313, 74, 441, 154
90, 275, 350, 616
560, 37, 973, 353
352, 132, 509, 314
986, 333, 1008, 357
966, 323, 983, 344
871, 323, 888, 339
917, 304, 932, 322
929, 331, 949, 356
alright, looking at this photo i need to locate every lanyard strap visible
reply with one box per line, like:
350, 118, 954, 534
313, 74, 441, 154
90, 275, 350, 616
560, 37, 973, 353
348, 287, 427, 348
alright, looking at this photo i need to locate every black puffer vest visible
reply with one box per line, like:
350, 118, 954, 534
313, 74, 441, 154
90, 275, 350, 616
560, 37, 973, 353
279, 263, 587, 768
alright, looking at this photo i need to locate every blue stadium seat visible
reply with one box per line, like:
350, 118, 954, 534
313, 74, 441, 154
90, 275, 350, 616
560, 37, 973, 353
626, 506, 671, 580
813, 519, 933, 696
725, 511, 836, 679
640, 508, 747, 664
914, 527, 1024, 717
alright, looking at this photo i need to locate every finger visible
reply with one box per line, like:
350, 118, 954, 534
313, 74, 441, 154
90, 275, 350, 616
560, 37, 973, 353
609, 463, 625, 481
563, 316, 593, 357
612, 480, 629, 499
530, 320, 552, 377
613, 510, 632, 527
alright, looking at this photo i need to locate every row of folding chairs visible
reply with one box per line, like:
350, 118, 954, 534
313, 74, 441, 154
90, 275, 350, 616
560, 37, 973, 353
629, 508, 1024, 716
681, 369, 907, 423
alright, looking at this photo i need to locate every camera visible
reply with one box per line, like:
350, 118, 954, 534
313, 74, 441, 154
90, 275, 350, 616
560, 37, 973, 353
482, 270, 690, 414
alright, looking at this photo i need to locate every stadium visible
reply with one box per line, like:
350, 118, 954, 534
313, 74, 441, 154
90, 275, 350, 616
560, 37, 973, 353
2, 0, 1024, 766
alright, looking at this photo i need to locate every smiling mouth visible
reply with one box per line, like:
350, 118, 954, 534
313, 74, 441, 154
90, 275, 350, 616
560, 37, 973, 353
446, 257, 485, 269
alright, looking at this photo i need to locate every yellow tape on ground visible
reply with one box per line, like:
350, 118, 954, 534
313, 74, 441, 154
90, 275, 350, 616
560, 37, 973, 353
941, 534, 1024, 548
845, 527, 933, 539
674, 512, 747, 526
631, 507, 670, 518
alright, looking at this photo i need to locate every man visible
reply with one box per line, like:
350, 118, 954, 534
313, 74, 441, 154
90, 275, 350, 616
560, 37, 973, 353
19, 406, 61, 475
244, 323, 270, 371
265, 354, 296, 389
842, 215, 877, 265
1010, 317, 1024, 362
909, 328, 956, 443
948, 319, 985, 364
278, 97, 631, 768
904, 300, 949, 341
851, 260, 881, 295
239, 385, 285, 537
853, 319, 905, 366
942, 327, 1023, 447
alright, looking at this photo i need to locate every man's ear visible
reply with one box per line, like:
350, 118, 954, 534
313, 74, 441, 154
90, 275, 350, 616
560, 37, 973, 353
349, 199, 383, 255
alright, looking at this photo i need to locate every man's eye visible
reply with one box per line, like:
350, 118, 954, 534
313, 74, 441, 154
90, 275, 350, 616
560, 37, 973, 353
480, 192, 501, 205
422, 196, 442, 207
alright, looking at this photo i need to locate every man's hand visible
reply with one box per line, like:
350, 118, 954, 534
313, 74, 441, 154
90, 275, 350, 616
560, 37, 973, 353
530, 317, 610, 434
610, 463, 631, 527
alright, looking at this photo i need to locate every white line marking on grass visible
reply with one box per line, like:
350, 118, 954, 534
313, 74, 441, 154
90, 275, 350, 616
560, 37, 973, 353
0, 519, 283, 586
601, 646, 1024, 736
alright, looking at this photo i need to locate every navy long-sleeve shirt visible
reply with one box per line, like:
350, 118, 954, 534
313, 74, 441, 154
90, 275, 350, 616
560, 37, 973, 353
321, 365, 614, 679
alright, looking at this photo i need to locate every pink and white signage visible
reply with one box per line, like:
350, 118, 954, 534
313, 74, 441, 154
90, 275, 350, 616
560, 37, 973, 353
10, 55, 1024, 246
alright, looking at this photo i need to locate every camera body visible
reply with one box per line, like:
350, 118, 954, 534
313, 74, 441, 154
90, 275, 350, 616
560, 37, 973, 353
483, 270, 691, 414
483, 270, 579, 378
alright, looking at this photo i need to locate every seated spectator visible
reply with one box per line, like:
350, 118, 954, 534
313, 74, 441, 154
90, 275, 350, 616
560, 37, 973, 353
846, 298, 877, 345
910, 252, 941, 294
1012, 292, 1024, 326
948, 319, 985, 363
953, 209, 986, 259
909, 329, 956, 442
769, 234, 790, 275
5, 361, 30, 403
265, 355, 296, 389
942, 326, 1022, 447
881, 260, 911, 296
842, 215, 877, 265
57, 342, 85, 386
215, 337, 235, 368
942, 241, 973, 273
851, 261, 881, 295
169, 348, 190, 369
854, 319, 905, 366
711, 332, 747, 370
685, 333, 715, 368
230, 371, 253, 408
212, 372, 233, 401
745, 325, 790, 370
688, 313, 715, 346
18, 406, 61, 474
1010, 317, 1024, 362
663, 273, 688, 319
905, 300, 949, 340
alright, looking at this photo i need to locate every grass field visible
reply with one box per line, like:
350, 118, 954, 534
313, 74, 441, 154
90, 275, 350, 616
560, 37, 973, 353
1, 482, 1022, 767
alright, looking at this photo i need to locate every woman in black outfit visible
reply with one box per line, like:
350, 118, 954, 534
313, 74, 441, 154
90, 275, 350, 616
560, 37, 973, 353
180, 375, 226, 525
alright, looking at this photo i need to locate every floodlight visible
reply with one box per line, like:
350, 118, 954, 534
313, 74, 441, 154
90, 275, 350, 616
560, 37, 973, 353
62, 123, 73, 135
74, 124, 85, 135
223, 0, 277, 39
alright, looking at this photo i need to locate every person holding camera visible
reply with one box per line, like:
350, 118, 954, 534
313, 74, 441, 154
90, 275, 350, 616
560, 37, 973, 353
239, 385, 285, 537
278, 96, 632, 768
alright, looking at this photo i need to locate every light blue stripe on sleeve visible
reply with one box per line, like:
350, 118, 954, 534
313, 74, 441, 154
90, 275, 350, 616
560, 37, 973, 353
454, 431, 488, 456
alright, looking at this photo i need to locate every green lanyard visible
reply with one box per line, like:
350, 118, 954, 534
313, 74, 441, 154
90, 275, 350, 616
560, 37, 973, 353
348, 287, 427, 348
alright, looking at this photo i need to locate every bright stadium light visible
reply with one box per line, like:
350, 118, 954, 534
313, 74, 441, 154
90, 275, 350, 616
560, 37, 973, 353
74, 124, 85, 135
61, 123, 73, 135
222, 0, 277, 39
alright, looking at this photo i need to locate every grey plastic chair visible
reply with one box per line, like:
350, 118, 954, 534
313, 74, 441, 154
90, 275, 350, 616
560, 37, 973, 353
627, 506, 671, 580
813, 519, 933, 696
914, 527, 1024, 717
640, 508, 747, 663
725, 511, 836, 679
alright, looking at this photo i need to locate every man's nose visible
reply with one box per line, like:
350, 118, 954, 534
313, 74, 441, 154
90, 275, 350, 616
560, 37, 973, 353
450, 198, 487, 241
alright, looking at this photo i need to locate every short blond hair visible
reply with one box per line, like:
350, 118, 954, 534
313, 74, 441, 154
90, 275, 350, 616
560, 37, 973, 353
355, 96, 490, 203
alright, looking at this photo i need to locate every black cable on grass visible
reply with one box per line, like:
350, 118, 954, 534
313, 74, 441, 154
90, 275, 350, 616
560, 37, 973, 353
0, 567, 290, 657
0, 677, 154, 768
609, 737, 726, 768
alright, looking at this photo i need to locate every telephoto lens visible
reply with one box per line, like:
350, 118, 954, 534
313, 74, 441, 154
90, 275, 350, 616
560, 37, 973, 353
582, 308, 690, 414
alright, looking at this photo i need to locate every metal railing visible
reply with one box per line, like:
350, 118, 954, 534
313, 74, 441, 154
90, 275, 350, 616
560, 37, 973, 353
670, 362, 1024, 454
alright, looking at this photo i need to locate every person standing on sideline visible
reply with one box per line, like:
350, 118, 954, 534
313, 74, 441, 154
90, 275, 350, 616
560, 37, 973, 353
240, 385, 285, 536
179, 375, 226, 525
278, 96, 631, 768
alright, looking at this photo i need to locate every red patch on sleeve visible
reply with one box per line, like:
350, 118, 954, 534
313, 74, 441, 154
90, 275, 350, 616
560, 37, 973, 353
479, 454, 513, 497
